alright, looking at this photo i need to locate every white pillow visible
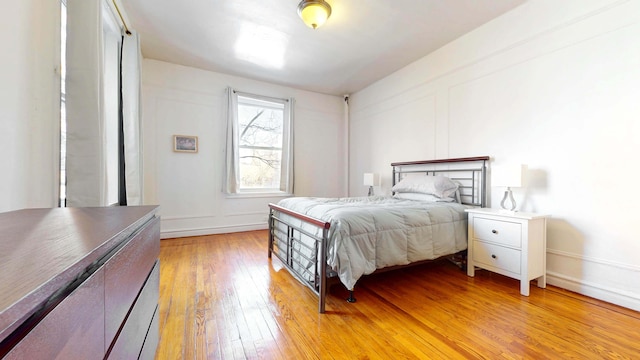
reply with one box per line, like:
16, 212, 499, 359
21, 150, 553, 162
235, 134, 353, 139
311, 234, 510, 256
391, 175, 458, 199
393, 192, 455, 202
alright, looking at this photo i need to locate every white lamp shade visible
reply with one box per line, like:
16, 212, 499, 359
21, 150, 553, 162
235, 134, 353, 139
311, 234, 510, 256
363, 173, 380, 187
492, 164, 524, 188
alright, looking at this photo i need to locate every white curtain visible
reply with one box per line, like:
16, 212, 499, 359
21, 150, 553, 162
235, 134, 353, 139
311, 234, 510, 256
65, 0, 142, 207
65, 0, 104, 207
122, 32, 143, 205
343, 95, 350, 196
281, 98, 294, 194
224, 87, 240, 193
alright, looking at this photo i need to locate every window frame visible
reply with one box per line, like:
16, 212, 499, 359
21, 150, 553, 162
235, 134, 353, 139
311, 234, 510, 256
225, 89, 294, 197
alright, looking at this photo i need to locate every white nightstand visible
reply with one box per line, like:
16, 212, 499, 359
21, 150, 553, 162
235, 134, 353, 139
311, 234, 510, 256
466, 208, 549, 296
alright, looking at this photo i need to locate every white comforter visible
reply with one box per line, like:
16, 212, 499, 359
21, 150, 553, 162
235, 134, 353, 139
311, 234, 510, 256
275, 196, 469, 290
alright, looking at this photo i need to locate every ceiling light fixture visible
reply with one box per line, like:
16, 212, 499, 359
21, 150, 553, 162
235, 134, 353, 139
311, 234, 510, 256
297, 0, 332, 29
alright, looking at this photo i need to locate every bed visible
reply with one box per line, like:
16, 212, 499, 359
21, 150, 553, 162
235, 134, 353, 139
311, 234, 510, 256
268, 156, 489, 313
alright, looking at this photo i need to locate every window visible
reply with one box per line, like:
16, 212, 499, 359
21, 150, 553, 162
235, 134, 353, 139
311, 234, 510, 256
225, 89, 293, 195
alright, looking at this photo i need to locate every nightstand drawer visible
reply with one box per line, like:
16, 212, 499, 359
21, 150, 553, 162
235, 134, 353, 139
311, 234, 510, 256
473, 217, 521, 248
472, 240, 521, 274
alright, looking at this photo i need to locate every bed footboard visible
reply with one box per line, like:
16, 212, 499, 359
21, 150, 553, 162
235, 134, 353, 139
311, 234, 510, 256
268, 203, 331, 313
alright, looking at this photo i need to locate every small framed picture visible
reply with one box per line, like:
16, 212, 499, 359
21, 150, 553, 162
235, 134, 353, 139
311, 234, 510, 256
173, 135, 198, 153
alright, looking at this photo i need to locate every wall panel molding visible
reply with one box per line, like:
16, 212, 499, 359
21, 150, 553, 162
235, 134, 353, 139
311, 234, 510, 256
351, 86, 435, 121
354, 0, 637, 114
548, 249, 640, 272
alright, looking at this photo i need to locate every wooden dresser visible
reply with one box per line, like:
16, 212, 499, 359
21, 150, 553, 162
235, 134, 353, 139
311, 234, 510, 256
0, 206, 160, 359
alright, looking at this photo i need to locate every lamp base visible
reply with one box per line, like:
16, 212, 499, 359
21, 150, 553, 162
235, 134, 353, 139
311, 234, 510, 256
500, 188, 517, 211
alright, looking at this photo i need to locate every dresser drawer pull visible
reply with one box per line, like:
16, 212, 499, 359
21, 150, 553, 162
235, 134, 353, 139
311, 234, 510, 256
492, 230, 498, 234
491, 254, 497, 259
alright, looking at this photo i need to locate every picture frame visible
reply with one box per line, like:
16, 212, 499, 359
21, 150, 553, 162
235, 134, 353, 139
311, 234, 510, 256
173, 135, 198, 153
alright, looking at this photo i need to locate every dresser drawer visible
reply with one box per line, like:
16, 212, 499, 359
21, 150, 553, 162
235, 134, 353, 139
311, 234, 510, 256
5, 268, 105, 360
104, 217, 160, 347
473, 217, 521, 248
472, 240, 521, 274
107, 261, 159, 359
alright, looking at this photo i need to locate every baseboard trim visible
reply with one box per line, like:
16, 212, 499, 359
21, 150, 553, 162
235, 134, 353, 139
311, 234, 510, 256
160, 223, 268, 239
547, 271, 640, 312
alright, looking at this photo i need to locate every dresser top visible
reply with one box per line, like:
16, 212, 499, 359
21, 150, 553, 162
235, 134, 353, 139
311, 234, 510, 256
0, 206, 158, 342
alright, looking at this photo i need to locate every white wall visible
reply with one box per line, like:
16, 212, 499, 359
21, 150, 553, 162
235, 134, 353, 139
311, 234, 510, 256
0, 1, 61, 212
349, 0, 640, 311
142, 60, 346, 238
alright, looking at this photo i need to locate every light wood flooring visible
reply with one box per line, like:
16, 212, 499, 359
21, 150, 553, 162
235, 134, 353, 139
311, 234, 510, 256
155, 230, 640, 359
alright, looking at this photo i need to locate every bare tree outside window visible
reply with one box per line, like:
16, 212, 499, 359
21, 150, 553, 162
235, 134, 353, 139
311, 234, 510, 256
237, 95, 285, 190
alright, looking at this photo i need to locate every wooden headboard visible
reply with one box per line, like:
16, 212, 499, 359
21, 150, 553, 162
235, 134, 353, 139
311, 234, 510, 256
391, 156, 490, 207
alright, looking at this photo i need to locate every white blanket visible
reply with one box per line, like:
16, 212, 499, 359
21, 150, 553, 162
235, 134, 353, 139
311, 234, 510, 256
275, 196, 469, 290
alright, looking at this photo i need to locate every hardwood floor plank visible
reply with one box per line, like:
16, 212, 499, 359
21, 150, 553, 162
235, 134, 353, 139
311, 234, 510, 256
194, 239, 210, 359
156, 240, 191, 359
156, 230, 640, 359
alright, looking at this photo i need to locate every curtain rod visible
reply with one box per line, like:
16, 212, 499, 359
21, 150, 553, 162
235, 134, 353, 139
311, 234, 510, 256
112, 0, 132, 36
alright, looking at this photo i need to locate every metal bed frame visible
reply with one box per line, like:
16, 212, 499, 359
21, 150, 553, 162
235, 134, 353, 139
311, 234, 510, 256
268, 156, 489, 313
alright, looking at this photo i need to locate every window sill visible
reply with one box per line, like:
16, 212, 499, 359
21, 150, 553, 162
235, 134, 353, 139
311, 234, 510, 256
224, 191, 293, 199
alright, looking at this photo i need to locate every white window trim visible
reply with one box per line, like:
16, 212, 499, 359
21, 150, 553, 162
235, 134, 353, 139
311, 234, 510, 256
224, 88, 294, 196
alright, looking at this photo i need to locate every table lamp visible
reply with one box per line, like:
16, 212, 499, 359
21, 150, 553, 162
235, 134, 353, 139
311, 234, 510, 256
492, 164, 524, 211
363, 173, 380, 196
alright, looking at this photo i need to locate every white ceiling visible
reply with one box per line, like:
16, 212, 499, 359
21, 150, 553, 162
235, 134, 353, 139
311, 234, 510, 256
122, 0, 526, 96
